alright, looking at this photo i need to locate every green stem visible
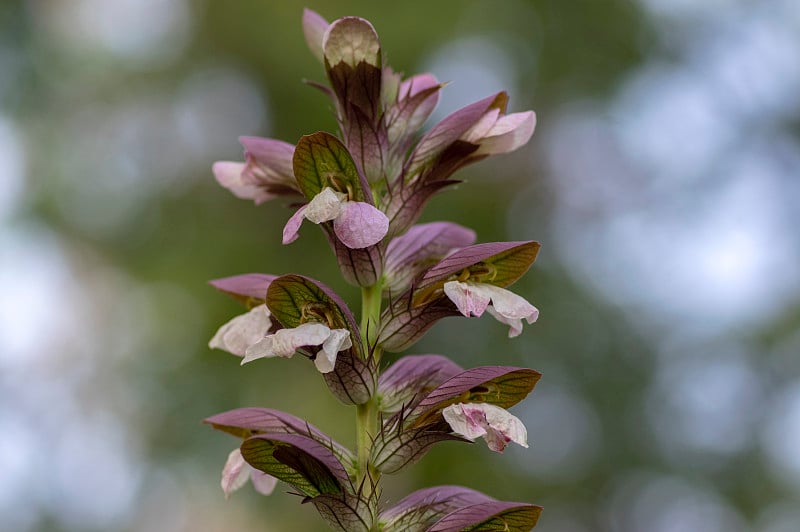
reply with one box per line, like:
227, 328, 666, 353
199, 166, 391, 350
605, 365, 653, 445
356, 280, 384, 505
360, 282, 383, 355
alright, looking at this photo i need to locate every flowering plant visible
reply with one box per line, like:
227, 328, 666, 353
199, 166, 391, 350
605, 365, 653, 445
206, 9, 542, 531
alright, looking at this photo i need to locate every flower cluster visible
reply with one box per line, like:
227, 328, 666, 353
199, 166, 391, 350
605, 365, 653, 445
206, 9, 543, 531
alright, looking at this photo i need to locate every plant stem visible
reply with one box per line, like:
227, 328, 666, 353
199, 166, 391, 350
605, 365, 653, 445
357, 280, 384, 504
360, 282, 383, 355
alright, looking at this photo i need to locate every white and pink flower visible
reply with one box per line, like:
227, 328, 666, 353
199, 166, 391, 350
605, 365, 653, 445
443, 281, 538, 337
221, 448, 277, 498
442, 402, 528, 453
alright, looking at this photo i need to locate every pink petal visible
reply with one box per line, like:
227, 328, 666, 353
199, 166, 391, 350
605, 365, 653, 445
240, 136, 296, 184
476, 111, 536, 155
302, 8, 330, 63
461, 108, 501, 143
333, 201, 389, 249
282, 206, 308, 245
399, 73, 440, 100
213, 161, 276, 204
443, 281, 491, 317
213, 161, 269, 202
249, 468, 278, 496
221, 448, 250, 497
384, 222, 476, 294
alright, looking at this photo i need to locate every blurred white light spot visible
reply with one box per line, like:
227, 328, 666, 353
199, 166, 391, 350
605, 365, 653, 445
613, 65, 732, 182
422, 37, 517, 123
0, 227, 74, 365
762, 383, 800, 493
0, 117, 25, 220
0, 414, 38, 532
638, 0, 741, 19
174, 68, 268, 161
702, 13, 800, 119
698, 231, 757, 288
35, 0, 191, 66
756, 501, 800, 532
51, 417, 142, 529
646, 352, 762, 459
607, 472, 746, 532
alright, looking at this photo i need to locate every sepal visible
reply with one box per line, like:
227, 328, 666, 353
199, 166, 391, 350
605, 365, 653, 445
240, 433, 351, 498
377, 354, 463, 413
383, 179, 460, 238
378, 241, 540, 352
427, 501, 542, 531
323, 17, 382, 123
376, 292, 460, 353
209, 273, 277, 307
372, 366, 539, 473
323, 225, 384, 287
302, 9, 329, 63
293, 132, 370, 203
267, 275, 375, 404
308, 492, 373, 532
289, 132, 388, 248
371, 419, 467, 474
383, 222, 476, 295
416, 241, 541, 293
204, 406, 355, 473
405, 92, 507, 180
409, 365, 540, 427
379, 485, 494, 532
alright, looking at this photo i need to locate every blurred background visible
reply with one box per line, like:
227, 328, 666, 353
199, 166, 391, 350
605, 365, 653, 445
2, 0, 799, 530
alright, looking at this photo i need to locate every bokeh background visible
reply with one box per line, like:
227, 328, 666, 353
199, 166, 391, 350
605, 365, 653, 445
2, 0, 800, 530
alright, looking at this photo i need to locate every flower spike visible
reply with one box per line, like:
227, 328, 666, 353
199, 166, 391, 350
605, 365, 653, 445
206, 10, 543, 530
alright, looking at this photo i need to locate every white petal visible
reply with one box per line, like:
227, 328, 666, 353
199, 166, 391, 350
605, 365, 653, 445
482, 284, 538, 337
209, 305, 272, 356
443, 281, 492, 317
243, 322, 332, 365
221, 448, 251, 498
249, 467, 278, 496
443, 403, 528, 453
483, 403, 529, 450
314, 328, 352, 373
442, 403, 488, 440
304, 187, 347, 224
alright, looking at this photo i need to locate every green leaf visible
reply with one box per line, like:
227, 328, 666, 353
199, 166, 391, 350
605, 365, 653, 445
266, 274, 362, 357
240, 433, 351, 498
266, 275, 375, 404
293, 132, 366, 202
